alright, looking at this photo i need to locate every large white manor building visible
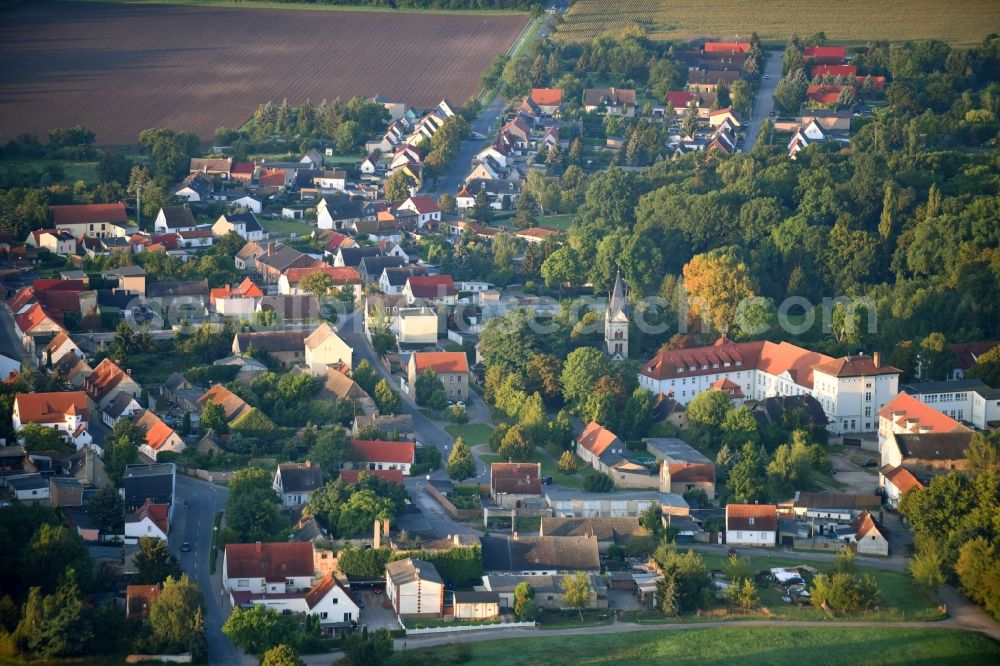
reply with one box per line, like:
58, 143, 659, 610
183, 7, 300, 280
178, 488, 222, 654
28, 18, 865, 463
638, 337, 900, 434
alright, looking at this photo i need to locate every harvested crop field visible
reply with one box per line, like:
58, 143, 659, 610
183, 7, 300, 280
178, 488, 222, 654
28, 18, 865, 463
555, 0, 1000, 46
0, 0, 528, 145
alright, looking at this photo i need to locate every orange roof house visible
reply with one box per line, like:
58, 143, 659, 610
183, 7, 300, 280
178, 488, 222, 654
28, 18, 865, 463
410, 351, 469, 375
404, 275, 456, 299
50, 203, 128, 227
224, 542, 314, 582
281, 265, 361, 288
126, 584, 162, 619
812, 64, 857, 77
83, 358, 140, 408
490, 462, 542, 496
880, 464, 924, 495
350, 439, 416, 466
709, 377, 745, 399
807, 84, 850, 105
704, 41, 750, 53
803, 45, 847, 64
135, 409, 185, 459
126, 498, 170, 537
530, 88, 564, 108
13, 391, 88, 426
878, 392, 968, 435
726, 503, 778, 532
576, 421, 624, 460
14, 302, 63, 336
210, 277, 264, 305
198, 384, 252, 422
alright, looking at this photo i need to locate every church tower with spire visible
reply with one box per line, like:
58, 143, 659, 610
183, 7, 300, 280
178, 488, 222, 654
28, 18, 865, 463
605, 271, 629, 360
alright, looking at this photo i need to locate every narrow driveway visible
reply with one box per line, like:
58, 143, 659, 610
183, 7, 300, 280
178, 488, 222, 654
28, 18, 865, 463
432, 94, 507, 198
172, 475, 244, 665
743, 52, 784, 152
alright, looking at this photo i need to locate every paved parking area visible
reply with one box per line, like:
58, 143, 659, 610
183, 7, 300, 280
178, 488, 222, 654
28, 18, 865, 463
828, 451, 880, 494
607, 590, 643, 611
357, 590, 401, 632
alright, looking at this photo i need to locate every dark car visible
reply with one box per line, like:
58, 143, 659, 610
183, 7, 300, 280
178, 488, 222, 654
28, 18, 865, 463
180, 542, 192, 552
542, 476, 554, 485
860, 460, 878, 468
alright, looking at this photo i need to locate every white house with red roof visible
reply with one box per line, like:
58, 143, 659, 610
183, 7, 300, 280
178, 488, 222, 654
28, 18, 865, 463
210, 277, 264, 318
13, 303, 64, 355
303, 323, 353, 377
402, 275, 456, 306
41, 331, 82, 366
125, 499, 170, 542
398, 196, 441, 228
406, 351, 469, 401
278, 265, 362, 301
135, 409, 186, 461
877, 392, 970, 454
12, 391, 91, 449
48, 203, 134, 239
878, 465, 924, 509
223, 542, 316, 594
346, 439, 416, 475
725, 503, 777, 547
230, 573, 359, 636
639, 337, 900, 434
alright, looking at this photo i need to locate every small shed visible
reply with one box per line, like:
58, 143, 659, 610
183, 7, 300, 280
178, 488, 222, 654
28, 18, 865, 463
452, 591, 500, 620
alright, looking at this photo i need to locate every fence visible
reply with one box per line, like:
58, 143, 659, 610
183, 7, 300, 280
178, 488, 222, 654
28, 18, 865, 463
399, 619, 536, 636
176, 465, 232, 484
425, 482, 482, 520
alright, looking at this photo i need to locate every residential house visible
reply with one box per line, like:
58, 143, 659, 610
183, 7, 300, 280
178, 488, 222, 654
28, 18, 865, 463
235, 241, 264, 271
233, 194, 262, 213
402, 275, 456, 306
231, 161, 255, 184
639, 338, 900, 434
257, 294, 322, 324
332, 246, 382, 269
358, 256, 405, 286
126, 585, 162, 620
799, 109, 852, 132
102, 266, 147, 295
398, 196, 441, 228
34, 229, 77, 256
232, 329, 311, 366
210, 277, 264, 318
41, 330, 82, 366
407, 351, 469, 401
708, 108, 741, 128
849, 510, 889, 557
54, 353, 93, 390
135, 410, 185, 461
273, 461, 324, 507
212, 212, 266, 241
725, 504, 777, 547
83, 358, 141, 412
189, 157, 233, 179
49, 203, 133, 239
303, 323, 353, 376
174, 173, 213, 202
317, 194, 365, 231
538, 517, 650, 554
153, 206, 197, 234
530, 88, 563, 115
198, 383, 253, 423
351, 414, 414, 441
385, 558, 445, 619
12, 391, 89, 447
788, 118, 850, 159
687, 69, 741, 93
575, 421, 657, 489
231, 573, 360, 637
122, 462, 175, 514
2, 474, 50, 504
480, 534, 601, 575
803, 45, 847, 65
124, 499, 170, 543
346, 439, 415, 475
222, 542, 315, 594
176, 228, 214, 248
879, 464, 924, 509
213, 355, 268, 386
490, 462, 542, 508
514, 227, 558, 245
703, 40, 750, 53
314, 368, 377, 416
380, 266, 426, 296
584, 88, 637, 116
948, 341, 1000, 380
13, 303, 64, 356
806, 84, 850, 105
483, 573, 607, 610
314, 169, 347, 192
644, 437, 716, 499
255, 243, 315, 285
278, 265, 362, 301
360, 152, 380, 174
101, 392, 142, 429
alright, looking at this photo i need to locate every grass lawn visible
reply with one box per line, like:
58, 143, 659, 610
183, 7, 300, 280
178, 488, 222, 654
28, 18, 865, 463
261, 218, 316, 237
392, 626, 1000, 665
0, 158, 99, 185
536, 608, 613, 630
536, 213, 574, 230
446, 423, 494, 446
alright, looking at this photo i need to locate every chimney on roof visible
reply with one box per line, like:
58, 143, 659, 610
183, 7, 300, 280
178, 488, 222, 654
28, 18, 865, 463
373, 519, 382, 549
873, 352, 880, 368
267, 242, 275, 257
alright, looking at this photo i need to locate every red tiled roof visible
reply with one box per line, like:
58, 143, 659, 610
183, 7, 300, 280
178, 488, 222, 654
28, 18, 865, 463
813, 355, 900, 378
803, 45, 846, 61
807, 84, 850, 105
198, 384, 251, 421
178, 229, 213, 239
726, 503, 777, 531
15, 303, 60, 335
231, 161, 255, 175
704, 41, 750, 53
515, 227, 558, 239
949, 341, 1000, 371
324, 233, 351, 253
576, 421, 621, 458
211, 277, 262, 305
351, 439, 416, 465
878, 393, 966, 434
531, 88, 563, 106
305, 573, 344, 609
339, 469, 404, 485
709, 377, 744, 398
83, 358, 131, 404
411, 351, 469, 374
405, 195, 440, 214
225, 542, 314, 581
258, 169, 286, 187
9, 286, 36, 312
283, 264, 360, 286
126, 584, 161, 619
14, 391, 88, 424
855, 76, 886, 91
881, 465, 924, 494
135, 410, 178, 451
666, 462, 716, 484
853, 510, 882, 541
50, 203, 128, 226
130, 499, 169, 535
812, 64, 857, 77
406, 275, 456, 298
491, 462, 541, 495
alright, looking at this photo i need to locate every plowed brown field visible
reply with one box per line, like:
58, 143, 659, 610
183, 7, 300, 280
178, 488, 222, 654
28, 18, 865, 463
0, 1, 527, 145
